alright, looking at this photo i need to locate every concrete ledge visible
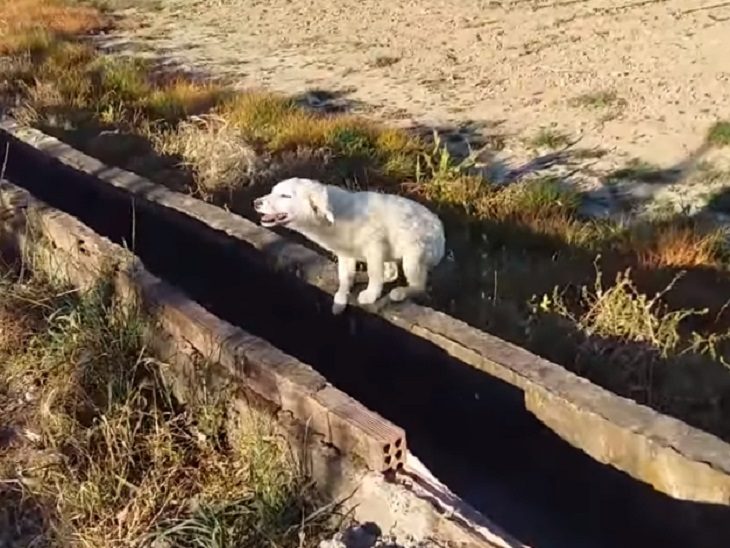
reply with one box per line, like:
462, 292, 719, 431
0, 180, 516, 548
2, 117, 730, 506
0, 182, 405, 475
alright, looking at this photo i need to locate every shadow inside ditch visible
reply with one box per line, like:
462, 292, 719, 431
4, 139, 730, 548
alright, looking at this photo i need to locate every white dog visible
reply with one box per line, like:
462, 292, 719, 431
253, 178, 445, 313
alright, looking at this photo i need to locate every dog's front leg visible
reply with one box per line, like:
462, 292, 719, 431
333, 256, 356, 314
358, 248, 385, 305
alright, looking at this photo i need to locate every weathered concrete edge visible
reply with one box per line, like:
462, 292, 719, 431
0, 180, 515, 548
0, 182, 407, 472
2, 118, 730, 504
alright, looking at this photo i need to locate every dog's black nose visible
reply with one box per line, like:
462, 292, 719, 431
253, 197, 263, 209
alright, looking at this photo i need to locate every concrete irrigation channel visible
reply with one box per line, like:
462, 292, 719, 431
2, 118, 730, 548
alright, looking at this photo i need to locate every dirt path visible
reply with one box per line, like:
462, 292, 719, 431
106, 0, 730, 215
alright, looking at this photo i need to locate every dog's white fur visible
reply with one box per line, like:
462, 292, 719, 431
253, 178, 445, 313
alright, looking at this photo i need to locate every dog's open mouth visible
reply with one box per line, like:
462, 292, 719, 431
259, 212, 291, 227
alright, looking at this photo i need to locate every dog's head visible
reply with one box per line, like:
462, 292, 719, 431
253, 178, 334, 228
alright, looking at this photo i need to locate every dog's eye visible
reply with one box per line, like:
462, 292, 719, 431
278, 194, 291, 199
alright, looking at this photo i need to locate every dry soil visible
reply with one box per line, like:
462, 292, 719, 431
104, 0, 730, 216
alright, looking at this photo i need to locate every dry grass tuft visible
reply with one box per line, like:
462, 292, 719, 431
219, 92, 421, 180
142, 78, 231, 122
0, 0, 107, 55
0, 266, 58, 358
151, 114, 261, 195
569, 89, 627, 111
630, 220, 727, 269
422, 174, 584, 237
528, 127, 572, 150
1, 1, 229, 140
0, 257, 338, 547
541, 268, 703, 358
413, 135, 592, 246
707, 120, 730, 148
535, 264, 730, 416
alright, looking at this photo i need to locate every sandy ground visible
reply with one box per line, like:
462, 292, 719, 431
104, 0, 730, 216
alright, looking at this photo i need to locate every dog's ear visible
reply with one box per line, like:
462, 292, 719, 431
307, 186, 335, 224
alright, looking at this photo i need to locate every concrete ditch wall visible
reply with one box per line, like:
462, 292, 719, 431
2, 118, 730, 508
0, 181, 516, 548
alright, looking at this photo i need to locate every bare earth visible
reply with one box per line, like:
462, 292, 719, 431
106, 0, 730, 216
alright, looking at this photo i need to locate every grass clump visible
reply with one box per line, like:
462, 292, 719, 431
541, 268, 704, 358
219, 92, 421, 181
0, 258, 338, 547
707, 120, 730, 147
1, 0, 231, 161
535, 265, 730, 429
370, 55, 400, 68
9, 42, 229, 127
628, 218, 726, 269
694, 160, 730, 186
528, 127, 572, 150
0, 0, 107, 55
151, 114, 260, 195
570, 89, 627, 111
437, 176, 584, 237
415, 133, 727, 262
415, 132, 582, 223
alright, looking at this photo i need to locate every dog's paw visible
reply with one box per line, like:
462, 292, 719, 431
357, 288, 381, 305
383, 262, 399, 283
389, 287, 408, 302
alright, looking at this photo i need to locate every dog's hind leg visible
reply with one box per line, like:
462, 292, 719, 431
358, 247, 386, 305
333, 256, 356, 314
383, 261, 399, 283
389, 251, 428, 302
